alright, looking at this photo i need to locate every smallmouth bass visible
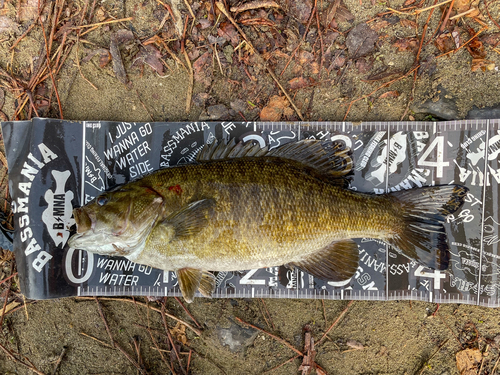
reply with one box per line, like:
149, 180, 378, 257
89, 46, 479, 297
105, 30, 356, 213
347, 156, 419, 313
68, 140, 468, 302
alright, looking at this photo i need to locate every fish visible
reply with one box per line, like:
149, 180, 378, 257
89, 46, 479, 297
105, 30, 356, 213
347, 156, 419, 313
68, 139, 468, 302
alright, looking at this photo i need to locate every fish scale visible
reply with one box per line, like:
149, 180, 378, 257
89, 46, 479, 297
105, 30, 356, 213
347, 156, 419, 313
136, 159, 392, 268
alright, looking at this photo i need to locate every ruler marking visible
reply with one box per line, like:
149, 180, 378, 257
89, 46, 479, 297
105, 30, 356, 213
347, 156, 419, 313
385, 122, 391, 299
477, 119, 490, 305
80, 121, 86, 204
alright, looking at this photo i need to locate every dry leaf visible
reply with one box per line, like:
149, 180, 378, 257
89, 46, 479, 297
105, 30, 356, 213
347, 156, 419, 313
169, 322, 188, 345
481, 32, 500, 46
346, 23, 379, 58
471, 59, 495, 72
289, 77, 312, 90
0, 89, 4, 110
364, 68, 402, 82
371, 20, 390, 32
0, 301, 20, 317
355, 58, 373, 74
289, 0, 312, 24
379, 90, 400, 99
218, 22, 239, 46
260, 95, 290, 121
400, 19, 417, 29
132, 45, 164, 75
454, 0, 472, 13
394, 37, 418, 52
299, 50, 314, 65
456, 348, 482, 375
466, 39, 487, 59
434, 33, 455, 53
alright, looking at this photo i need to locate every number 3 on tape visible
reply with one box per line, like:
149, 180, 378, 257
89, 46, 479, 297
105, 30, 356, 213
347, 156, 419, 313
417, 136, 450, 178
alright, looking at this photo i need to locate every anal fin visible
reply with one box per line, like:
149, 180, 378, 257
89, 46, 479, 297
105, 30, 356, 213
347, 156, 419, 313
176, 268, 216, 303
288, 240, 359, 282
199, 271, 216, 298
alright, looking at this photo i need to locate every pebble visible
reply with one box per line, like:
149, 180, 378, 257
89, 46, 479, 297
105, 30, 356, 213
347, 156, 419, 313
216, 321, 258, 353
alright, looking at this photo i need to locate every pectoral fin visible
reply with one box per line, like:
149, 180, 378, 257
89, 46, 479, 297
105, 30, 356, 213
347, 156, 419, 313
287, 240, 359, 281
177, 268, 216, 303
166, 199, 216, 238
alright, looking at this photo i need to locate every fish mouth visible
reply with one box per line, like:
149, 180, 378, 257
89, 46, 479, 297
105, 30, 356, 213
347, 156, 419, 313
73, 207, 93, 234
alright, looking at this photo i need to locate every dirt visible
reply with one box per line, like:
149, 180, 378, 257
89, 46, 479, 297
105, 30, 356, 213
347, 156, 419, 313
1, 0, 500, 374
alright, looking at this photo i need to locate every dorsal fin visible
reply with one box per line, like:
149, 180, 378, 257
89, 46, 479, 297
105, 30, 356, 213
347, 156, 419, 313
196, 139, 353, 185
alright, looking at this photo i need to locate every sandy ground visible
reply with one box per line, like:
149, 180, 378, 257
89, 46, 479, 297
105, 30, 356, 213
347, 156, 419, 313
1, 0, 500, 374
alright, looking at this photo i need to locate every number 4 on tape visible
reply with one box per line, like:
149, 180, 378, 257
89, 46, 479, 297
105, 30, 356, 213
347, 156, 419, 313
417, 136, 450, 178
414, 266, 446, 290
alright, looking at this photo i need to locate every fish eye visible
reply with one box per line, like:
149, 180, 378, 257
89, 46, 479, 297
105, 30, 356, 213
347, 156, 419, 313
97, 196, 108, 206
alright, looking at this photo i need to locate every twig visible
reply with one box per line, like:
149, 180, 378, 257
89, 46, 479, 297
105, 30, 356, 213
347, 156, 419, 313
343, 65, 419, 120
151, 347, 191, 355
76, 297, 201, 336
478, 344, 489, 375
38, 2, 63, 118
94, 297, 114, 346
387, 0, 452, 15
262, 354, 301, 373
182, 0, 195, 20
416, 339, 449, 375
72, 17, 133, 29
0, 272, 17, 285
315, 5, 324, 77
181, 16, 193, 114
51, 346, 67, 375
174, 297, 201, 329
260, 298, 275, 331
115, 342, 148, 375
182, 49, 194, 114
80, 332, 114, 348
438, 0, 455, 34
321, 300, 327, 330
231, 0, 280, 13
0, 263, 14, 327
484, 0, 500, 30
161, 302, 187, 375
187, 349, 192, 373
146, 328, 177, 374
280, 6, 316, 76
76, 37, 98, 90
94, 298, 148, 374
450, 8, 476, 20
436, 26, 488, 57
235, 317, 303, 356
435, 313, 462, 348
216, 1, 304, 120
317, 301, 354, 345
418, 0, 438, 62
492, 351, 500, 374
0, 342, 46, 375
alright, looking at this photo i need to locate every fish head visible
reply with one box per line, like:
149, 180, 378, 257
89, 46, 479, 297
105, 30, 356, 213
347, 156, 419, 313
68, 185, 164, 256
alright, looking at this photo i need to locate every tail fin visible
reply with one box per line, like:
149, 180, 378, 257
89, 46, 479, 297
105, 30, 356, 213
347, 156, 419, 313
387, 185, 468, 270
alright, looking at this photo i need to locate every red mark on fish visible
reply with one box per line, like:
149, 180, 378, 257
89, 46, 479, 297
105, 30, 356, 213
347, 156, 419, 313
168, 185, 183, 196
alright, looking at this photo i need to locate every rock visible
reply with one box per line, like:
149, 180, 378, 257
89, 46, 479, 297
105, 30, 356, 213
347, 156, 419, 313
207, 104, 232, 120
466, 104, 500, 119
410, 87, 459, 120
217, 321, 258, 353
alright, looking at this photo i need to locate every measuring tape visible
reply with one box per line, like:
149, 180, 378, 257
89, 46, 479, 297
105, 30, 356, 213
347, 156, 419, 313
3, 119, 499, 305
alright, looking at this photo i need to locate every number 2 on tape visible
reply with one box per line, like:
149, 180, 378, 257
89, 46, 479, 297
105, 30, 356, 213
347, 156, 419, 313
240, 269, 266, 285
417, 136, 450, 178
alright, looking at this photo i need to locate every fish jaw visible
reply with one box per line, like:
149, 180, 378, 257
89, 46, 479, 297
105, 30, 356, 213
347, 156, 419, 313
68, 193, 163, 256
